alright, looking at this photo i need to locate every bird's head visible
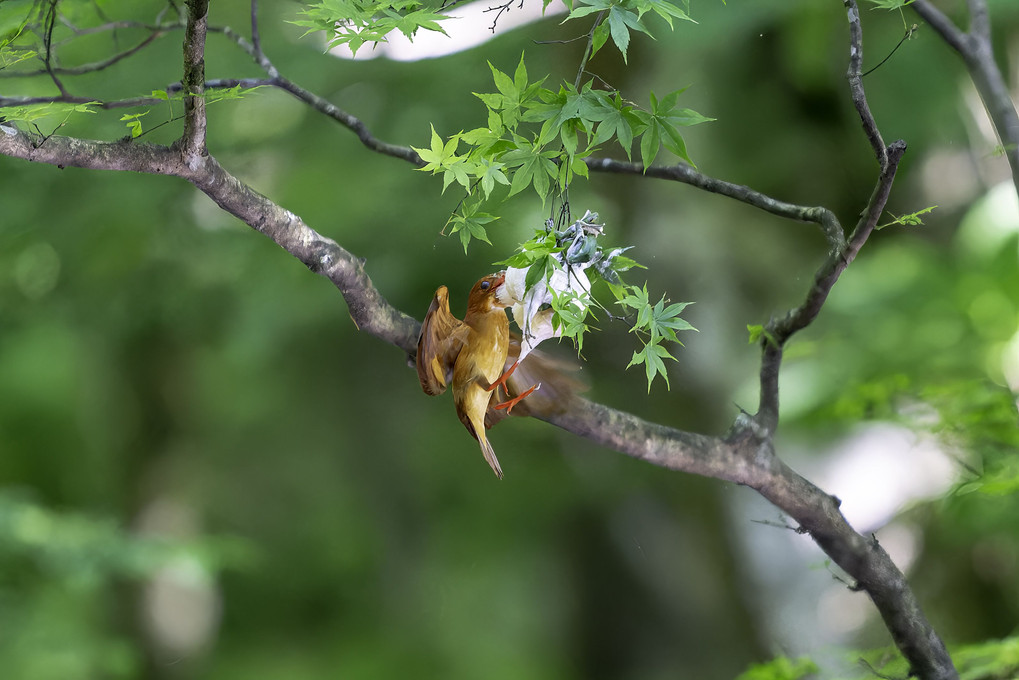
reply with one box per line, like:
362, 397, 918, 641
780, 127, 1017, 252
467, 272, 509, 313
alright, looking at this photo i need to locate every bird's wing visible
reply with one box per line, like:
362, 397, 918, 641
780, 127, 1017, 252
484, 333, 586, 428
416, 285, 470, 396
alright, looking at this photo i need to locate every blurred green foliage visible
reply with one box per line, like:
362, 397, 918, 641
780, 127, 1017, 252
1, 0, 1018, 678
735, 656, 819, 680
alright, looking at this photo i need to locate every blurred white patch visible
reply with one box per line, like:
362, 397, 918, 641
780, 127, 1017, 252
144, 555, 222, 659
814, 424, 956, 532
919, 149, 980, 209
816, 585, 868, 636
136, 497, 221, 661
875, 520, 921, 573
328, 0, 567, 62
957, 181, 1019, 259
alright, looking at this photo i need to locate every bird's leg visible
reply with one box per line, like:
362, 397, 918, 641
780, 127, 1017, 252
485, 359, 520, 393
493, 382, 540, 413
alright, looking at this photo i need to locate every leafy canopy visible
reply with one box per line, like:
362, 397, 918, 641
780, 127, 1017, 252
401, 0, 707, 391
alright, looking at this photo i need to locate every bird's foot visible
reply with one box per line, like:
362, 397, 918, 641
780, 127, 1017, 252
494, 383, 540, 413
485, 360, 519, 392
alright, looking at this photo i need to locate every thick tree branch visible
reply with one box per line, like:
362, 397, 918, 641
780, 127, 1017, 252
912, 0, 1019, 197
179, 0, 209, 161
755, 460, 958, 680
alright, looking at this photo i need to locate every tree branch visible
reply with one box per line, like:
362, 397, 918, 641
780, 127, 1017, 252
41, 0, 69, 97
212, 24, 420, 164
250, 0, 263, 57
0, 27, 175, 79
179, 0, 209, 161
845, 0, 886, 165
584, 157, 846, 249
912, 0, 1019, 197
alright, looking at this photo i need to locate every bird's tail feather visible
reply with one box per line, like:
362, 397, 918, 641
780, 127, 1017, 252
479, 434, 504, 480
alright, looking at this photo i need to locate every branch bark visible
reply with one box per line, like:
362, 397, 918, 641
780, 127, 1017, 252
179, 0, 209, 161
912, 0, 1019, 198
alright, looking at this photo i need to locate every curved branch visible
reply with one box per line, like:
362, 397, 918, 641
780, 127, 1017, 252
584, 156, 846, 249
755, 459, 958, 680
911, 0, 1019, 197
211, 24, 421, 165
845, 0, 886, 164
0, 27, 175, 79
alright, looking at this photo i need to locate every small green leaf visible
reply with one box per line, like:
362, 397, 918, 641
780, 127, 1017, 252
120, 112, 148, 138
590, 20, 611, 57
876, 205, 937, 230
607, 7, 633, 62
639, 118, 661, 170
865, 0, 915, 9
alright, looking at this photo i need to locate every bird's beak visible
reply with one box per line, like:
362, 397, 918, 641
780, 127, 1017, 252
492, 271, 511, 309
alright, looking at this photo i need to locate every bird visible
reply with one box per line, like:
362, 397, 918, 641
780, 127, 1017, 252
416, 272, 582, 479
416, 272, 514, 479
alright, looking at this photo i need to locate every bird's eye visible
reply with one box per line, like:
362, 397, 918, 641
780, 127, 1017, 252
480, 280, 490, 290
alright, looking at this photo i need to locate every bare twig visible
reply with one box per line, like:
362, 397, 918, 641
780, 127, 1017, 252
41, 0, 69, 97
584, 157, 846, 248
2, 29, 170, 78
862, 23, 918, 77
574, 12, 605, 90
845, 0, 886, 164
0, 78, 271, 111
250, 0, 262, 56
483, 0, 525, 33
911, 0, 1019, 197
51, 19, 182, 42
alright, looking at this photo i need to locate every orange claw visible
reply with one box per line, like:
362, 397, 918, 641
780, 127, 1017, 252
494, 382, 540, 413
485, 359, 520, 393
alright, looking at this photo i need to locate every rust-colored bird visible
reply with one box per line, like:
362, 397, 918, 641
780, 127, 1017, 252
417, 273, 513, 478
419, 271, 580, 478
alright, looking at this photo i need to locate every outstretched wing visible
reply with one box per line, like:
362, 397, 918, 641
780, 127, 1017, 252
416, 285, 470, 396
484, 334, 586, 428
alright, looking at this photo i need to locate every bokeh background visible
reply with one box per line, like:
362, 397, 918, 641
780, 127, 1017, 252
1, 1, 1018, 678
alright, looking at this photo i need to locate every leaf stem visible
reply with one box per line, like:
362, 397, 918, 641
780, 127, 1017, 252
574, 12, 605, 90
